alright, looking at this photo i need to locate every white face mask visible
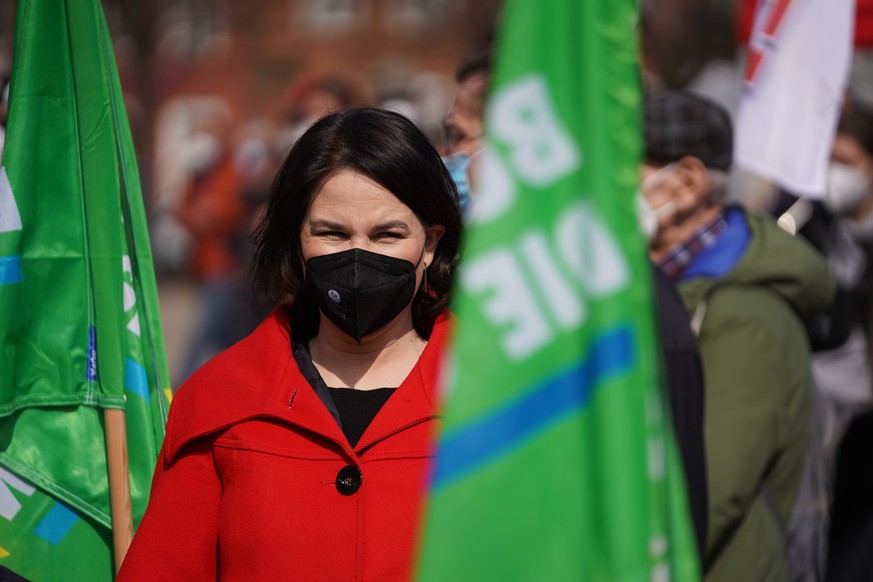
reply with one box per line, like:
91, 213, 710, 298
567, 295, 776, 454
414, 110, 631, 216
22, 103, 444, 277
636, 164, 678, 243
637, 194, 678, 243
826, 162, 871, 215
847, 208, 873, 242
187, 133, 222, 174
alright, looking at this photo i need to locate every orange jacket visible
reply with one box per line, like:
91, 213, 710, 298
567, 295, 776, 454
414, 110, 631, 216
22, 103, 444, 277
177, 156, 246, 279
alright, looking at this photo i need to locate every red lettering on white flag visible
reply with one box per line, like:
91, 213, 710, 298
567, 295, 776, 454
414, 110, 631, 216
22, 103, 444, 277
734, 0, 854, 198
744, 0, 796, 85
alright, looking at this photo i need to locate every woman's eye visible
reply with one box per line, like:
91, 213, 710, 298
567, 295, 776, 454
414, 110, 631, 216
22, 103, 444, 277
318, 231, 347, 239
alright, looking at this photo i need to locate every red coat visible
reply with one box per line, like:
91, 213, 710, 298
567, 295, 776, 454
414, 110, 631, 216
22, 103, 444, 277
118, 306, 449, 581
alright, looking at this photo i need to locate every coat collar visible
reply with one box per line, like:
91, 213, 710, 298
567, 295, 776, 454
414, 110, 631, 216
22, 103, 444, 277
356, 313, 449, 451
164, 306, 451, 463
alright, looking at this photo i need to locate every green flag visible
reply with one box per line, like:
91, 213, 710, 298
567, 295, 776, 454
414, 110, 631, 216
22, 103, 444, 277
0, 0, 171, 578
417, 1, 699, 580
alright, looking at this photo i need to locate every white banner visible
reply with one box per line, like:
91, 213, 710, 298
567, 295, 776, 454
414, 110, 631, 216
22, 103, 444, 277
734, 0, 855, 198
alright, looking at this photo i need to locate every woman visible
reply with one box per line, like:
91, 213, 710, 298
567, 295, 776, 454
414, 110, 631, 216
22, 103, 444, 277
118, 108, 462, 581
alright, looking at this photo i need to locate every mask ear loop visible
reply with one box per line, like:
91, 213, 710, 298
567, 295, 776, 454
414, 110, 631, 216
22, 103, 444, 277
639, 161, 677, 195
418, 231, 429, 293
470, 144, 487, 158
418, 231, 437, 297
422, 262, 428, 294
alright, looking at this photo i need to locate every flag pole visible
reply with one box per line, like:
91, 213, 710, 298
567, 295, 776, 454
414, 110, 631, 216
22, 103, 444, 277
104, 408, 133, 573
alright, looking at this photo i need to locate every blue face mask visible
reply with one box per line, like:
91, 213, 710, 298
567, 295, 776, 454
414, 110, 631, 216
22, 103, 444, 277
443, 152, 477, 212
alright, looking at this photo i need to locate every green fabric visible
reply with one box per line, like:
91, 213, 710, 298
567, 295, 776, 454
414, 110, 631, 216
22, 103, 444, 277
678, 209, 834, 582
0, 0, 171, 578
416, 0, 699, 579
0, 471, 114, 581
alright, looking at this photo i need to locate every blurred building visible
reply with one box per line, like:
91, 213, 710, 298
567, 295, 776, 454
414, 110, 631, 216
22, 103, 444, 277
0, 0, 501, 198
143, 0, 499, 116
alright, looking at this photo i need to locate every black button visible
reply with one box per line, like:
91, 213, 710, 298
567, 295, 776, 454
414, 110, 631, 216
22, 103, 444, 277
335, 465, 363, 495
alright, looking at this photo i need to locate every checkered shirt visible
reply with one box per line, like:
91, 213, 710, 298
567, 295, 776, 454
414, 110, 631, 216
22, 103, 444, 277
658, 216, 727, 281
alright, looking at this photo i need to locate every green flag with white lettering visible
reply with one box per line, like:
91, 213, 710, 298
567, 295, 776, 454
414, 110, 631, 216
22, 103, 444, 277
417, 0, 699, 579
0, 0, 170, 578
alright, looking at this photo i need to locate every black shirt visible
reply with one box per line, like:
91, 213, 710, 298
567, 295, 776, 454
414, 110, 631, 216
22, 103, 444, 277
327, 387, 396, 447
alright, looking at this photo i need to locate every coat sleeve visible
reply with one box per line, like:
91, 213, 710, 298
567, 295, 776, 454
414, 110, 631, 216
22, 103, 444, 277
699, 308, 806, 562
117, 436, 221, 580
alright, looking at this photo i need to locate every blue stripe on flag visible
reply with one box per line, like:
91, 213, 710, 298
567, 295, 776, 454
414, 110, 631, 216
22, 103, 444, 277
33, 502, 78, 545
433, 324, 634, 490
125, 357, 149, 399
87, 326, 97, 382
0, 255, 22, 284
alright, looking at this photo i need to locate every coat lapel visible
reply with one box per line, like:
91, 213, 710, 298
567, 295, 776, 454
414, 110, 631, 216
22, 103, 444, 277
355, 314, 450, 451
166, 306, 351, 462
165, 308, 452, 463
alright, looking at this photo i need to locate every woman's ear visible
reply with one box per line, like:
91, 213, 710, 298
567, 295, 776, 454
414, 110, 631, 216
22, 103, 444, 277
424, 224, 446, 265
673, 156, 711, 212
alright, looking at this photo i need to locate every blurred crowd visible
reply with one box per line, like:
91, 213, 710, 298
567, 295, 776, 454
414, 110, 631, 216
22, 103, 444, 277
144, 69, 457, 382
643, 43, 873, 582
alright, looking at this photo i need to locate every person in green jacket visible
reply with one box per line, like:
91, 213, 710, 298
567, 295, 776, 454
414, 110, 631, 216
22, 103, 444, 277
639, 90, 835, 582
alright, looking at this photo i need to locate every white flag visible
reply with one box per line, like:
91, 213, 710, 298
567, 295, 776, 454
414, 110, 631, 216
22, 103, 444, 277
734, 0, 855, 198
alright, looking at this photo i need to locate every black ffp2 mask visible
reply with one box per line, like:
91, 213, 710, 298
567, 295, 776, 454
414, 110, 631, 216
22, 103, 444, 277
305, 248, 422, 342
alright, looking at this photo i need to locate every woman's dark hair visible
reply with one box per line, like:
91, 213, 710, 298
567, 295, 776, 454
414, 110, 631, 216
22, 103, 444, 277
249, 107, 462, 338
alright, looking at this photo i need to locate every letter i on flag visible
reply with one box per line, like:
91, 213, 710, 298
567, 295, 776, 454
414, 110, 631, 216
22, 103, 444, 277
417, 0, 699, 580
0, 1, 171, 580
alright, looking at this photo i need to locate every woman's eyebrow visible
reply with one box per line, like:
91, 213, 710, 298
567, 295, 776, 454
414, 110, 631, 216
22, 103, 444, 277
308, 219, 346, 231
372, 221, 411, 231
